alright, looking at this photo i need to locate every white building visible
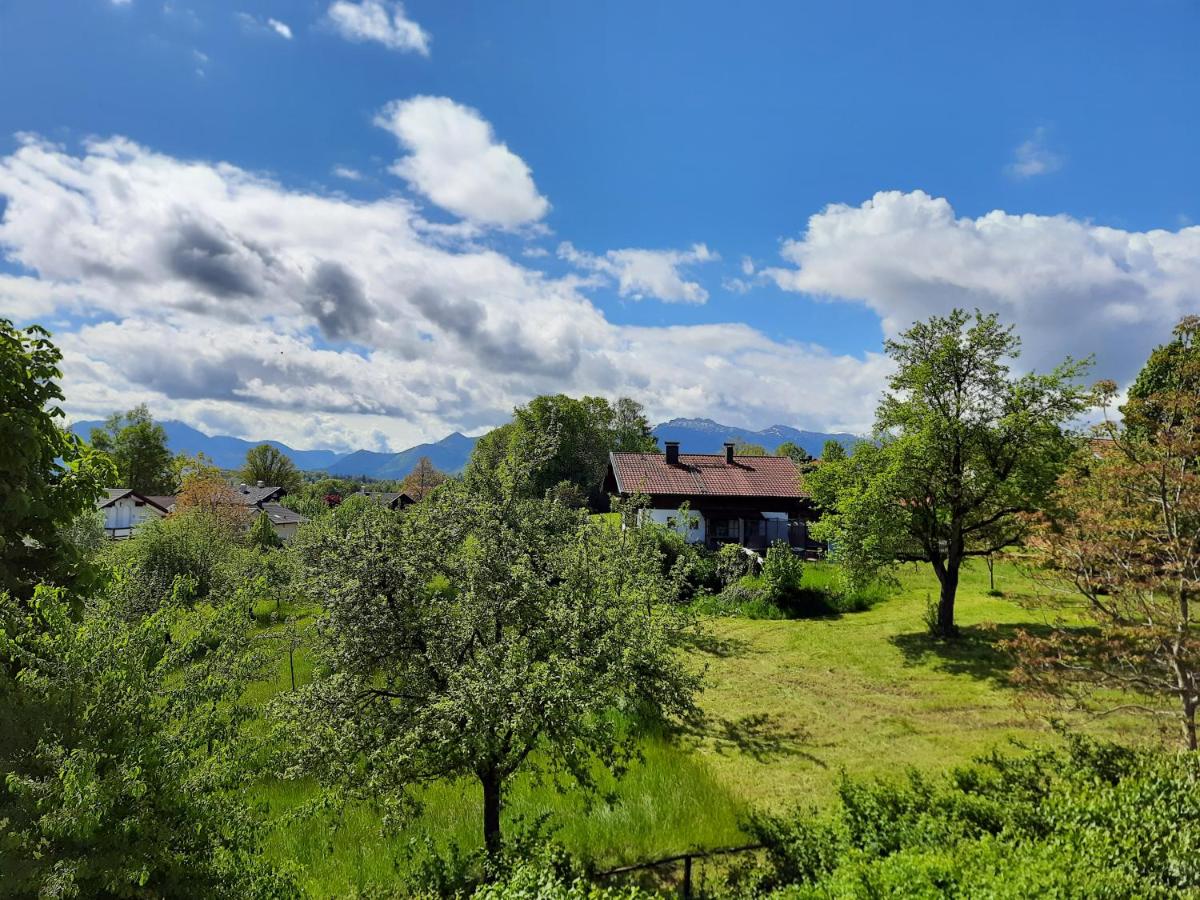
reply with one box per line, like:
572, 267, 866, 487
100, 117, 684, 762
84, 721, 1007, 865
96, 489, 174, 540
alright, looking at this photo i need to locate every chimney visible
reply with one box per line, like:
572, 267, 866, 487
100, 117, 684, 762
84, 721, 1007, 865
665, 441, 680, 465
256, 480, 265, 488
724, 442, 736, 464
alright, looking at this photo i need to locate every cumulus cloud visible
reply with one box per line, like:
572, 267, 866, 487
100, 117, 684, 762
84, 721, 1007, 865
331, 165, 363, 181
326, 0, 430, 55
767, 190, 1200, 381
376, 96, 549, 228
1005, 127, 1063, 180
557, 241, 717, 303
0, 135, 886, 449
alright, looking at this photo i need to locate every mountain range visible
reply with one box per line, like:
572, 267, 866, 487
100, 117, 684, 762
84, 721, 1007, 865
71, 417, 860, 480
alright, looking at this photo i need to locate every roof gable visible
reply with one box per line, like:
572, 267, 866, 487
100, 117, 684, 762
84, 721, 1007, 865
97, 489, 174, 513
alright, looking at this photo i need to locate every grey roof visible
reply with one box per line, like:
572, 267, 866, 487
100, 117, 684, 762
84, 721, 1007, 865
359, 491, 414, 508
232, 484, 285, 507
260, 502, 307, 526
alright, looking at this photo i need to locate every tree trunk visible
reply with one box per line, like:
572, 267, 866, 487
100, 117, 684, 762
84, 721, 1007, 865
936, 559, 960, 639
480, 768, 503, 860
1183, 701, 1197, 752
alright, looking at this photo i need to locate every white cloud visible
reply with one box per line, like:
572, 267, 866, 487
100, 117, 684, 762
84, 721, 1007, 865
331, 164, 363, 181
1005, 126, 1063, 180
767, 190, 1200, 382
376, 96, 549, 228
558, 242, 717, 304
267, 18, 292, 39
236, 12, 293, 39
0, 135, 886, 449
111, 0, 132, 6
326, 0, 430, 55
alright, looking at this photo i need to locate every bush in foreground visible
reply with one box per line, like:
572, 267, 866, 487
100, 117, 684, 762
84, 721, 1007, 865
725, 736, 1200, 898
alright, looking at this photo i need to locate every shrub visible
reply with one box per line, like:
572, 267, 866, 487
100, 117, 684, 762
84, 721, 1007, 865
715, 543, 753, 586
761, 541, 803, 601
725, 736, 1200, 897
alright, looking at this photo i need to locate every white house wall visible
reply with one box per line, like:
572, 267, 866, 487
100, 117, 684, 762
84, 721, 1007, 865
102, 497, 165, 540
273, 522, 301, 542
643, 508, 706, 544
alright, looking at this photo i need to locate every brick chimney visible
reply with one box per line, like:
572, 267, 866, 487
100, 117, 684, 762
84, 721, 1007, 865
665, 441, 680, 465
724, 442, 736, 464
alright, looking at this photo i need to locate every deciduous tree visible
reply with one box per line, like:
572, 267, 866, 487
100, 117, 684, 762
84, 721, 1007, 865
820, 439, 846, 462
807, 310, 1088, 638
1011, 317, 1200, 748
399, 455, 448, 501
240, 443, 302, 493
249, 510, 282, 550
276, 479, 698, 858
0, 584, 291, 897
733, 442, 768, 456
0, 319, 111, 599
89, 404, 176, 495
465, 394, 658, 506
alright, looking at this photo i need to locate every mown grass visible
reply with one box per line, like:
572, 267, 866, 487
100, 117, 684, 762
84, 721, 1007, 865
688, 556, 1149, 809
247, 554, 1151, 895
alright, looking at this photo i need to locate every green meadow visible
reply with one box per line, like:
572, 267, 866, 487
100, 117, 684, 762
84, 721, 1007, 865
249, 557, 1146, 896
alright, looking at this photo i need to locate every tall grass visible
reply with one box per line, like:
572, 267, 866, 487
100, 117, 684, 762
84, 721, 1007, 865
255, 737, 745, 896
244, 597, 744, 896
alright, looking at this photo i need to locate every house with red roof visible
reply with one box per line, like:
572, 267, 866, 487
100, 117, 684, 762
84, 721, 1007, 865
603, 441, 820, 554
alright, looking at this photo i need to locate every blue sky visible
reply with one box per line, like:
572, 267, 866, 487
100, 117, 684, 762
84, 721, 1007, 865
0, 1, 1197, 451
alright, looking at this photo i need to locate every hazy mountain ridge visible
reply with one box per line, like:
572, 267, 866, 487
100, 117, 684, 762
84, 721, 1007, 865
653, 418, 862, 457
70, 417, 861, 480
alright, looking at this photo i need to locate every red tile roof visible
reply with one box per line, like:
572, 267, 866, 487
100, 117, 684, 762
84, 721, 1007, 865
609, 452, 807, 499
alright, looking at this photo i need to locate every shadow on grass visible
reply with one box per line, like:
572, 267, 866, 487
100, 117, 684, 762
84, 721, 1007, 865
680, 630, 754, 659
890, 622, 1100, 687
671, 712, 826, 768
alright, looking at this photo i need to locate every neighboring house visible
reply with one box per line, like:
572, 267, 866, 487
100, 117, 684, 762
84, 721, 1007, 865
257, 502, 307, 542
604, 441, 821, 555
98, 481, 307, 542
232, 482, 306, 541
96, 489, 174, 540
358, 490, 415, 510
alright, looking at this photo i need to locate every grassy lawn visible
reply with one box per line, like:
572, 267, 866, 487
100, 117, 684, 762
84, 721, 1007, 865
688, 557, 1146, 809
250, 555, 1151, 895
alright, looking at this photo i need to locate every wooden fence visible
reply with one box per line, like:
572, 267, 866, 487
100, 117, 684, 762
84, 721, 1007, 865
595, 843, 765, 898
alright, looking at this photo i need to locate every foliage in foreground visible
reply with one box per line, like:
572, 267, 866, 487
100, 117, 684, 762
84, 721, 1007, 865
275, 483, 700, 857
0, 318, 111, 601
1012, 315, 1200, 749
0, 585, 294, 899
725, 736, 1200, 898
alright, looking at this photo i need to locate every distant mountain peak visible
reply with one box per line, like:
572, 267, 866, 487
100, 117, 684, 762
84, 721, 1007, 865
659, 417, 726, 431
651, 418, 861, 458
